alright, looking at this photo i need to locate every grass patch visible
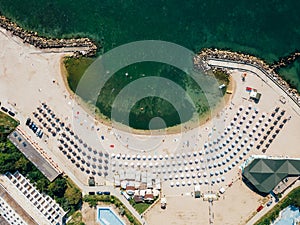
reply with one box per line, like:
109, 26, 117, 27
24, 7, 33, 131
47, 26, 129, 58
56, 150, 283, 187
254, 186, 300, 225
0, 111, 19, 141
132, 202, 151, 214
67, 211, 85, 225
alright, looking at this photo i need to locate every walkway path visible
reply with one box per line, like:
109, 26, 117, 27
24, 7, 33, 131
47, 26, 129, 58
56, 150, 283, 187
207, 58, 300, 114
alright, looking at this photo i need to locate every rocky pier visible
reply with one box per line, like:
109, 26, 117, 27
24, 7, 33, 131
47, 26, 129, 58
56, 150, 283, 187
0, 14, 97, 57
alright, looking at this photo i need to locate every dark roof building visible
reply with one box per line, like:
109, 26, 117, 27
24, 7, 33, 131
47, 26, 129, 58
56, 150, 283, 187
242, 158, 300, 194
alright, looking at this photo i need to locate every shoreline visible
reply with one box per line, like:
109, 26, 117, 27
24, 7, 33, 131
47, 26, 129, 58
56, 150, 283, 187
0, 13, 97, 57
60, 57, 234, 135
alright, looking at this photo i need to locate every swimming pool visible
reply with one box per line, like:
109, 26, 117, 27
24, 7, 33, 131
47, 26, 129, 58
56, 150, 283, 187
97, 207, 125, 225
273, 205, 300, 225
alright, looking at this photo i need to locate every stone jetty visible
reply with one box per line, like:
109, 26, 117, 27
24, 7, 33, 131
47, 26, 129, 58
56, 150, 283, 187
272, 51, 300, 71
0, 14, 97, 57
194, 48, 300, 105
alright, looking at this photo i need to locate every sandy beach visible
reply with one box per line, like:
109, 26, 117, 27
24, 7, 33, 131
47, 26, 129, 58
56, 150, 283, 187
0, 25, 299, 225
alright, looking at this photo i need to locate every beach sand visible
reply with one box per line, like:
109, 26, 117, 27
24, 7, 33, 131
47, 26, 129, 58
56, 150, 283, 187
0, 25, 299, 225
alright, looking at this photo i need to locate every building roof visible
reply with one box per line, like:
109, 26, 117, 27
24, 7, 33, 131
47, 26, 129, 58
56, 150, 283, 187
242, 158, 300, 193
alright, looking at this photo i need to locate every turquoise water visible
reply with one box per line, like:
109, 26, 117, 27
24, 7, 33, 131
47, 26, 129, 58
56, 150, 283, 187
97, 207, 125, 225
279, 59, 300, 92
273, 205, 300, 225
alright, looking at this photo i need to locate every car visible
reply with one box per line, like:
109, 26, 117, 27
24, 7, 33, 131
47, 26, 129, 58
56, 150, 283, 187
266, 201, 273, 207
103, 191, 110, 195
96, 191, 103, 195
8, 111, 15, 117
22, 142, 27, 147
26, 118, 31, 126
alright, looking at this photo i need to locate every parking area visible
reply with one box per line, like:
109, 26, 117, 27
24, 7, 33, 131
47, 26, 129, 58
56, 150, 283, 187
8, 128, 61, 182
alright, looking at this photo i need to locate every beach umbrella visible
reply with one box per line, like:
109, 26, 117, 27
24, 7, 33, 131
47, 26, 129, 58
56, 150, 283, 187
178, 167, 183, 172
217, 178, 221, 183
219, 170, 223, 175
215, 170, 219, 176
187, 180, 192, 186
185, 166, 189, 172
199, 150, 203, 155
199, 180, 203, 185
210, 171, 214, 177
159, 155, 163, 160
142, 162, 147, 168
191, 173, 196, 178
169, 175, 173, 180
170, 153, 175, 159
186, 173, 190, 179
218, 161, 222, 167
190, 166, 194, 172
193, 180, 198, 185
221, 177, 225, 182
187, 152, 191, 157
174, 175, 179, 180
116, 153, 120, 159
124, 162, 128, 167
204, 179, 209, 184
170, 182, 174, 187
203, 172, 207, 177
194, 159, 199, 164
121, 154, 126, 159
182, 181, 186, 186
239, 155, 243, 160
222, 159, 226, 165
196, 166, 200, 171
224, 168, 228, 173
189, 160, 193, 165
176, 182, 180, 187
183, 160, 188, 165
202, 165, 206, 170
208, 164, 212, 169
213, 163, 217, 168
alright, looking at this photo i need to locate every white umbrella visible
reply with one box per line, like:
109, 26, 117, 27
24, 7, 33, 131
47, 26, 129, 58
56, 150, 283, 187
169, 175, 173, 180
165, 155, 169, 160
132, 154, 136, 160
199, 180, 203, 185
193, 151, 198, 156
170, 154, 174, 159
205, 179, 209, 184
185, 166, 189, 172
203, 172, 207, 177
190, 166, 194, 171
219, 170, 223, 174
178, 167, 183, 172
159, 155, 163, 160
189, 160, 193, 165
137, 162, 141, 167
174, 175, 179, 180
186, 173, 190, 179
224, 168, 228, 173
124, 162, 128, 167
193, 180, 197, 185
192, 173, 196, 178
176, 182, 180, 187
142, 162, 147, 168
170, 182, 174, 187
111, 153, 115, 158
142, 155, 147, 160
199, 150, 203, 155
183, 160, 188, 165
217, 178, 221, 183
194, 159, 199, 164
149, 162, 153, 168
116, 153, 121, 159
147, 155, 152, 160
182, 181, 186, 186
122, 154, 126, 159
211, 179, 216, 184
187, 180, 192, 186
137, 155, 141, 160
180, 173, 185, 179
176, 154, 180, 159
221, 177, 225, 182
210, 171, 214, 176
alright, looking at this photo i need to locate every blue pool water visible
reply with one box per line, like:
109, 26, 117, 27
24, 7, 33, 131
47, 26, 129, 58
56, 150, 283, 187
273, 205, 300, 225
97, 207, 125, 225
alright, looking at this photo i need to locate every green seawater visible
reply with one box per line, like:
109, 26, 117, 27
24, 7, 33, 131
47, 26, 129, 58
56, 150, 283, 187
1, 0, 300, 129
